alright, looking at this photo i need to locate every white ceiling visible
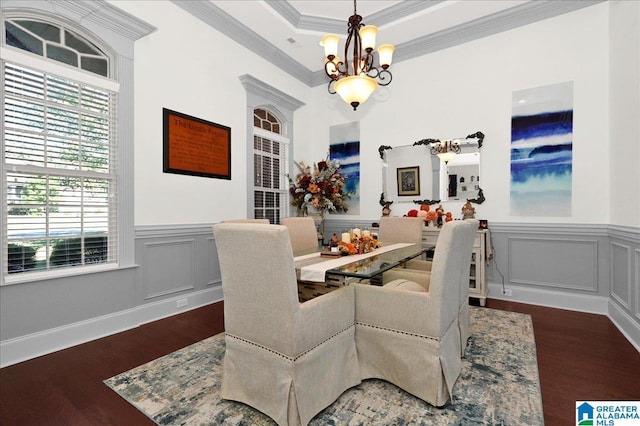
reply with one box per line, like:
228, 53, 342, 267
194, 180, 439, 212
172, 1, 604, 86
211, 0, 533, 72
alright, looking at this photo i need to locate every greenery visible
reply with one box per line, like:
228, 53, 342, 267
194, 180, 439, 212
7, 243, 37, 272
50, 236, 108, 267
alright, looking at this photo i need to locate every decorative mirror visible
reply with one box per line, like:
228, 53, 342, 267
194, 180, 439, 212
380, 132, 485, 209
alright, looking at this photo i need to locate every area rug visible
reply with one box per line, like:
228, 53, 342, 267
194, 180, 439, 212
105, 307, 543, 425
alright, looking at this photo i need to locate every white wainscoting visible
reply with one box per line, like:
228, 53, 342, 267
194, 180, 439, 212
3, 221, 638, 367
327, 220, 640, 350
0, 286, 223, 368
1, 224, 223, 368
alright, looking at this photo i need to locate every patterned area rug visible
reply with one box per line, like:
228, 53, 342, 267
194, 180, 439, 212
105, 307, 543, 425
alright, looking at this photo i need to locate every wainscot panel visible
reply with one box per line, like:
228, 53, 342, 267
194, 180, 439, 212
508, 237, 598, 291
610, 242, 632, 309
143, 239, 195, 300
135, 224, 223, 305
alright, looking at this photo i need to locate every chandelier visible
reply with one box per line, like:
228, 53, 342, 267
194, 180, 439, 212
321, 0, 395, 110
432, 140, 461, 164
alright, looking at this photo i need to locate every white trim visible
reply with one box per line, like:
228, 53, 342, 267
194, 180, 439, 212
608, 300, 640, 352
0, 285, 223, 368
487, 282, 609, 314
1, 46, 120, 92
2, 263, 123, 286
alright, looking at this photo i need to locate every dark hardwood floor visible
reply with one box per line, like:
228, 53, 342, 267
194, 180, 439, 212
1, 299, 638, 425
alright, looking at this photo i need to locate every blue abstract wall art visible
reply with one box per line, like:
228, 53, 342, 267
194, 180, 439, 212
510, 81, 573, 216
330, 122, 360, 215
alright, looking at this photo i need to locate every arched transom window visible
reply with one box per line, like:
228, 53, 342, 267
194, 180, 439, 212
252, 108, 289, 224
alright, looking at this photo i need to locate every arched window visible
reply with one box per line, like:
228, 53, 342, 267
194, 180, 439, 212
1, 10, 144, 280
240, 74, 304, 225
253, 108, 288, 224
5, 17, 111, 77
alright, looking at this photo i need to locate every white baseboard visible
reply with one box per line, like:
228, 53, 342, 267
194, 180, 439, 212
487, 282, 609, 314
0, 286, 224, 368
608, 300, 640, 352
487, 282, 639, 351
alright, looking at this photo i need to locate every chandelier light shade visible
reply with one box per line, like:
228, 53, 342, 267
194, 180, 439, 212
334, 74, 379, 108
432, 140, 462, 164
321, 0, 394, 110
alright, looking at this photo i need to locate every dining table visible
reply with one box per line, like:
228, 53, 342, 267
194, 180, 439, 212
294, 243, 430, 302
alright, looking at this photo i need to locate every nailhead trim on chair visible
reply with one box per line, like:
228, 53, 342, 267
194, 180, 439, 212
356, 322, 441, 342
226, 324, 355, 362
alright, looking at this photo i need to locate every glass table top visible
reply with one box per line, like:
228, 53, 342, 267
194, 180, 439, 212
295, 243, 429, 280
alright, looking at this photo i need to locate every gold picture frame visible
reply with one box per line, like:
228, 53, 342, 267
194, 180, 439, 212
397, 166, 420, 196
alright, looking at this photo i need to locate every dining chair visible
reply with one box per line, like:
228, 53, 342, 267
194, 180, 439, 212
281, 217, 320, 256
382, 219, 479, 356
377, 216, 424, 245
221, 218, 270, 224
212, 223, 360, 426
353, 219, 476, 407
377, 217, 427, 282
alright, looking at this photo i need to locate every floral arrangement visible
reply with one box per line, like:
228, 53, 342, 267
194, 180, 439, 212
338, 235, 381, 255
288, 157, 351, 214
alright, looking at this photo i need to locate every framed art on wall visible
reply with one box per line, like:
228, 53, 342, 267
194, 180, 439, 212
397, 166, 420, 196
163, 108, 231, 179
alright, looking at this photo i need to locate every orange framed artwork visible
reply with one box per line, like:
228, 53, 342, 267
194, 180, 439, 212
163, 108, 231, 179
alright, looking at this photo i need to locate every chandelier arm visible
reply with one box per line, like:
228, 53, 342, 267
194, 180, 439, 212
328, 80, 336, 95
361, 51, 374, 74
377, 68, 393, 86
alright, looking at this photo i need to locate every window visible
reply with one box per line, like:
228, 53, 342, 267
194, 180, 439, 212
253, 108, 288, 224
240, 75, 304, 224
2, 18, 118, 276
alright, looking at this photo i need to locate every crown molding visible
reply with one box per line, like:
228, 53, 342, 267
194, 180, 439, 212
265, 0, 443, 33
172, 0, 605, 88
393, 0, 605, 63
170, 0, 315, 86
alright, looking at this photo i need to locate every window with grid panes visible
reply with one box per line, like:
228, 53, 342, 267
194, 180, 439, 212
253, 108, 288, 224
2, 17, 118, 276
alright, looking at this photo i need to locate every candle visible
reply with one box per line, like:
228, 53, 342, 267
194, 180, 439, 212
353, 228, 361, 238
341, 232, 351, 243
362, 230, 371, 238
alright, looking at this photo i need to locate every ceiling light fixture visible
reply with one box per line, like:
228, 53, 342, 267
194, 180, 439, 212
320, 0, 394, 111
432, 140, 461, 164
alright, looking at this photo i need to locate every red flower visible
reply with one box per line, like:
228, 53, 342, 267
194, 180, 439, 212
407, 209, 419, 217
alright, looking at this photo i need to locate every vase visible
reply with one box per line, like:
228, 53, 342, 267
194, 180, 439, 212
305, 206, 326, 242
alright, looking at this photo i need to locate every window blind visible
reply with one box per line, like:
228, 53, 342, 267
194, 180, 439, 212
3, 61, 118, 275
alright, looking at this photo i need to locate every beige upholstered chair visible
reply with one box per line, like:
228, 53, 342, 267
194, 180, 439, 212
377, 216, 425, 282
383, 219, 479, 356
377, 216, 424, 245
281, 217, 319, 256
212, 223, 360, 426
221, 218, 270, 224
353, 220, 476, 407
